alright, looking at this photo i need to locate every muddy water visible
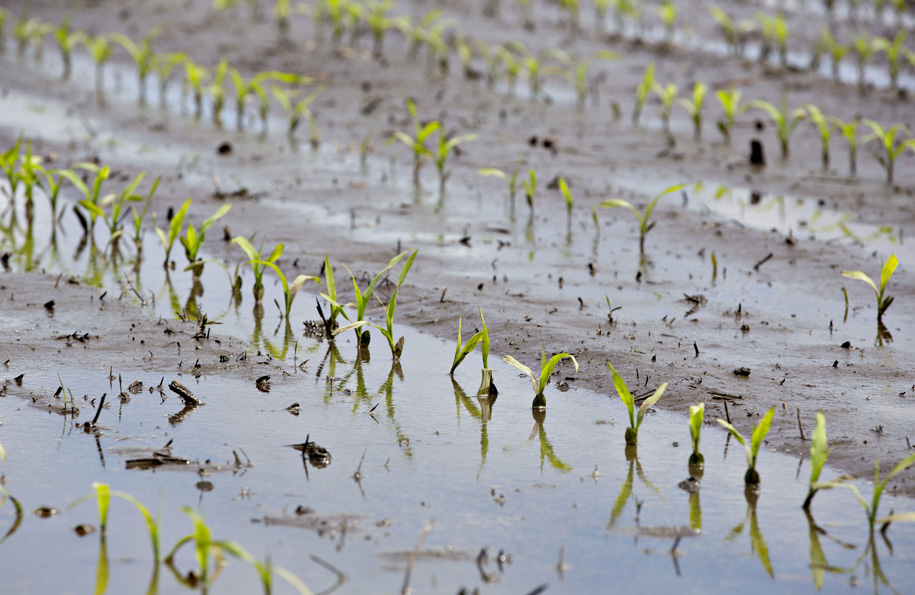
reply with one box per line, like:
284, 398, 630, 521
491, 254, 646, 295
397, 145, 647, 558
2, 186, 915, 594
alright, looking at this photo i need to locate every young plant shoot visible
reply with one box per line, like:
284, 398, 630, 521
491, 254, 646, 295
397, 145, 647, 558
750, 98, 806, 159
180, 203, 232, 277
504, 348, 578, 409
717, 406, 776, 486
803, 412, 831, 510
677, 81, 708, 140
428, 128, 477, 194
333, 249, 418, 358
863, 120, 912, 185
715, 88, 742, 144
600, 183, 685, 253
632, 63, 655, 126
558, 176, 574, 228
254, 257, 321, 322
154, 198, 190, 268
814, 452, 915, 533
606, 361, 667, 446
232, 237, 282, 303
390, 97, 440, 186
689, 402, 705, 471
841, 253, 898, 323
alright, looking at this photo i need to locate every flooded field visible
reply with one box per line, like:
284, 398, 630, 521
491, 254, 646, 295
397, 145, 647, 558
2, 0, 915, 592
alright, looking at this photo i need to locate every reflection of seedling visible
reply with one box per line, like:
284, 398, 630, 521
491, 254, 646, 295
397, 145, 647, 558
600, 183, 685, 253
717, 406, 776, 486
677, 82, 708, 140
390, 98, 440, 185
111, 28, 159, 104
154, 198, 190, 267
715, 88, 742, 144
803, 412, 831, 510
632, 63, 655, 126
607, 360, 667, 446
503, 347, 578, 409
862, 120, 912, 185
689, 402, 705, 469
428, 128, 477, 194
815, 452, 915, 533
841, 253, 897, 323
334, 249, 417, 358
750, 98, 806, 159
180, 203, 232, 276
804, 105, 833, 170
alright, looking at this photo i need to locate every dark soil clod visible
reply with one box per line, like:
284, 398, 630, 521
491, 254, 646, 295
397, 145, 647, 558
168, 381, 202, 407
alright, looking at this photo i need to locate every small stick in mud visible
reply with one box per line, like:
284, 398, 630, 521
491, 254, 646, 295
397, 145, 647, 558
90, 393, 106, 426
168, 381, 202, 407
753, 252, 773, 271
440, 286, 447, 302
693, 341, 699, 357
723, 399, 731, 424
797, 408, 806, 440
309, 554, 348, 591
402, 519, 434, 595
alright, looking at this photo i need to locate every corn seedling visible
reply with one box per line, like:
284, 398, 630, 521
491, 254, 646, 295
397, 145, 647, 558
233, 236, 280, 303
559, 0, 581, 30
717, 406, 776, 486
476, 308, 496, 396
64, 163, 110, 233
229, 69, 308, 132
504, 347, 578, 409
657, 0, 677, 43
334, 249, 417, 358
689, 402, 705, 470
164, 508, 225, 588
600, 183, 685, 253
450, 315, 485, 375
610, 0, 639, 33
184, 60, 211, 119
593, 0, 609, 31
154, 198, 190, 267
212, 541, 311, 595
0, 9, 7, 54
521, 168, 537, 212
803, 412, 831, 510
317, 254, 345, 338
552, 50, 618, 110
872, 32, 911, 90
275, 0, 292, 37
804, 105, 833, 170
272, 85, 324, 145
0, 134, 22, 200
862, 120, 911, 185
390, 98, 440, 186
841, 253, 897, 323
324, 249, 413, 347
756, 12, 776, 62
180, 203, 232, 277
820, 28, 848, 82
852, 33, 876, 88
774, 12, 788, 66
111, 28, 159, 104
558, 176, 574, 228
677, 81, 708, 141
652, 81, 678, 145
71, 483, 161, 562
154, 51, 187, 108
831, 117, 861, 176
750, 98, 805, 159
496, 45, 524, 95
86, 35, 114, 101
428, 129, 477, 194
53, 19, 85, 80
715, 88, 742, 144
364, 0, 397, 56
632, 63, 655, 126
254, 257, 320, 322
814, 452, 915, 533
208, 59, 231, 127
479, 162, 520, 208
711, 6, 754, 56
607, 360, 667, 446
37, 166, 71, 223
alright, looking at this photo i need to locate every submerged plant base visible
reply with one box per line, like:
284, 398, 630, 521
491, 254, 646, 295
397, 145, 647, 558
625, 427, 638, 445
688, 458, 705, 480
477, 368, 498, 397
745, 467, 761, 486
531, 393, 546, 410
689, 452, 704, 467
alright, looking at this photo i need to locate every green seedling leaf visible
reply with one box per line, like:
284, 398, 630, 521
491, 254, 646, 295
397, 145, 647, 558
450, 316, 485, 374
689, 402, 705, 457
750, 407, 776, 467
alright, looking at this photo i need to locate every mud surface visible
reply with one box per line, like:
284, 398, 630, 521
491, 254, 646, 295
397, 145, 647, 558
2, 0, 915, 591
